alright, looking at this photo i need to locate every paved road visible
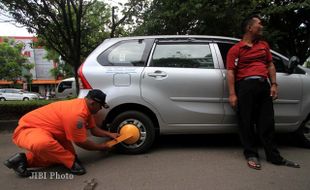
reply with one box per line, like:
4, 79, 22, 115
1, 131, 309, 190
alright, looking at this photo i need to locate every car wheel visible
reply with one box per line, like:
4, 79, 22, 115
295, 117, 310, 148
23, 97, 29, 101
110, 110, 155, 154
0, 97, 6, 101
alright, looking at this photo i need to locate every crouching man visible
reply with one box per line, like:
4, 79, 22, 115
4, 89, 119, 177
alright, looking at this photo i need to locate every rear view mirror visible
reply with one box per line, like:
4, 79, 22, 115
288, 56, 300, 74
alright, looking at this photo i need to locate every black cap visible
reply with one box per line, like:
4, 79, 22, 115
86, 89, 109, 109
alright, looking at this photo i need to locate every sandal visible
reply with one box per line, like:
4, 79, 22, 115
247, 157, 261, 170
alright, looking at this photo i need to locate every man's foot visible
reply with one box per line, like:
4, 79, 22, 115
70, 158, 86, 175
4, 153, 32, 177
270, 158, 300, 168
280, 158, 300, 168
247, 157, 261, 170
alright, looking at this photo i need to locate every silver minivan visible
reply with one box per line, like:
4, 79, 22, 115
78, 35, 310, 153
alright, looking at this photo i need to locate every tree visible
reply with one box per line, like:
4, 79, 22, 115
133, 0, 255, 36
109, 0, 150, 37
260, 0, 310, 62
134, 0, 309, 61
0, 38, 27, 84
0, 0, 146, 93
0, 0, 94, 93
22, 63, 34, 91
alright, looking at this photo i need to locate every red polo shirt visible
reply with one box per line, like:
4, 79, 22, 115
226, 40, 273, 81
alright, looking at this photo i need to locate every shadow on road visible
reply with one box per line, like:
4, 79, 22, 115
152, 133, 299, 150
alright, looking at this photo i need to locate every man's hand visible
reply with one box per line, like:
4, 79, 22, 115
270, 84, 278, 100
229, 94, 238, 110
100, 142, 113, 150
108, 132, 120, 140
90, 126, 120, 139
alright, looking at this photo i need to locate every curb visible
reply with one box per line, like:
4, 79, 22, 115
0, 120, 18, 132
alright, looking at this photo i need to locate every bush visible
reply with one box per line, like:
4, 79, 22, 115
0, 100, 57, 120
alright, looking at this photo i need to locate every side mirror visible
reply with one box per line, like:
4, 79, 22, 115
287, 56, 300, 74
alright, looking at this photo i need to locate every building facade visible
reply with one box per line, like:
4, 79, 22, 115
0, 36, 61, 97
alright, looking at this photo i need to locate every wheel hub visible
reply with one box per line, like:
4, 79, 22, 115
119, 124, 140, 144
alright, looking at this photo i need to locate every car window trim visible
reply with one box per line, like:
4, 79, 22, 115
147, 40, 218, 69
97, 38, 155, 67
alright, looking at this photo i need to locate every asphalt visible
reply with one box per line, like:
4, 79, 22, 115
0, 120, 18, 132
1, 129, 310, 190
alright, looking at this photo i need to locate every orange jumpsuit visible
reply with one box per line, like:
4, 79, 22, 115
13, 98, 95, 169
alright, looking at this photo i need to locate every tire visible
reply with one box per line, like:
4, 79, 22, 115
0, 97, 5, 101
110, 110, 156, 154
295, 117, 310, 148
23, 97, 29, 101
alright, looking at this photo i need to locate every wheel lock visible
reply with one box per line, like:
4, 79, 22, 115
104, 124, 141, 148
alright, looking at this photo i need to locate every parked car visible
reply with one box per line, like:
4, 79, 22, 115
55, 77, 77, 98
0, 88, 41, 101
78, 35, 310, 154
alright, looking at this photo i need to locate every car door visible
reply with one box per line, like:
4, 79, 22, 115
141, 39, 224, 129
5, 89, 18, 100
271, 53, 303, 126
216, 42, 303, 128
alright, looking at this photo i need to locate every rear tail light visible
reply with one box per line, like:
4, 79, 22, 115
78, 63, 92, 89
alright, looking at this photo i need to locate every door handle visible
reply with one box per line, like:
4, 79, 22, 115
147, 71, 167, 78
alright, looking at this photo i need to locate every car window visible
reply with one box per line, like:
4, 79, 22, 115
58, 81, 72, 93
272, 54, 287, 73
150, 43, 214, 68
6, 89, 15, 93
98, 40, 147, 67
217, 43, 234, 68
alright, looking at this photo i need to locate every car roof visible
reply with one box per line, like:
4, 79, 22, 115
104, 35, 241, 43
60, 77, 75, 82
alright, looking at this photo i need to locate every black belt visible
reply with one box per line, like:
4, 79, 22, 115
243, 76, 266, 82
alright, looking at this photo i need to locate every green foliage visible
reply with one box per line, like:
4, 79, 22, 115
0, 40, 27, 82
260, 0, 310, 61
22, 63, 34, 91
133, 0, 256, 36
133, 0, 309, 61
81, 1, 111, 56
305, 60, 310, 68
0, 0, 89, 80
49, 62, 74, 79
0, 100, 56, 120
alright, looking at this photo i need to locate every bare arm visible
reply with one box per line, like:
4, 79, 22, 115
75, 139, 108, 151
90, 126, 119, 139
267, 62, 278, 99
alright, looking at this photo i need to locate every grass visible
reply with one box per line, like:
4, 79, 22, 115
0, 100, 58, 120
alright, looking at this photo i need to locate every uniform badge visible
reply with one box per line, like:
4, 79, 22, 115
77, 119, 84, 129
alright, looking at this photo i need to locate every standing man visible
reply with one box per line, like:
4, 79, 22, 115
4, 89, 119, 177
226, 15, 300, 170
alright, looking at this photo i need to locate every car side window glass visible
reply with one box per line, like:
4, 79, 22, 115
217, 43, 234, 68
98, 40, 146, 66
272, 54, 287, 73
58, 81, 72, 93
150, 43, 214, 68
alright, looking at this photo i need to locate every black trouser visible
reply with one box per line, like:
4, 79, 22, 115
236, 79, 283, 163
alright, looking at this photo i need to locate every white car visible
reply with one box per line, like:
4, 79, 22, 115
0, 88, 41, 101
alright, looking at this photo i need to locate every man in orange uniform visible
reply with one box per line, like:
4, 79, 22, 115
4, 89, 119, 177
